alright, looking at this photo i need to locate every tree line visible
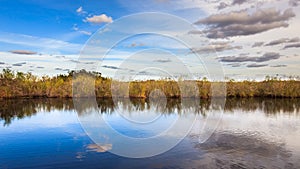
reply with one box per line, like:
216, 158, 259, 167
0, 68, 300, 99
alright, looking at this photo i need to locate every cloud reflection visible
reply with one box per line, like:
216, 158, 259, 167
86, 144, 112, 153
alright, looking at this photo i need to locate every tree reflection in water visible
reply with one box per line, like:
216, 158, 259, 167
1, 98, 300, 126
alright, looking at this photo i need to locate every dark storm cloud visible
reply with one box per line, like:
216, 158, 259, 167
217, 2, 229, 10
12, 64, 23, 66
191, 41, 242, 54
288, 37, 300, 43
271, 64, 287, 67
283, 43, 300, 49
84, 62, 96, 65
252, 42, 264, 47
265, 37, 300, 46
265, 38, 289, 46
187, 30, 202, 35
56, 55, 66, 59
217, 0, 248, 10
289, 0, 300, 7
102, 65, 120, 70
153, 59, 171, 63
239, 53, 249, 56
232, 0, 247, 5
12, 62, 26, 67
196, 8, 294, 27
128, 42, 145, 48
219, 52, 281, 63
247, 63, 268, 68
226, 63, 243, 67
69, 59, 80, 63
194, 8, 295, 38
9, 50, 37, 55
0, 62, 5, 64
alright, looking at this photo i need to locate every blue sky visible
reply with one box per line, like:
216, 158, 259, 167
0, 0, 126, 46
0, 0, 300, 80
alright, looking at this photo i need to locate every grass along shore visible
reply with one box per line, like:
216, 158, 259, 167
1, 69, 300, 99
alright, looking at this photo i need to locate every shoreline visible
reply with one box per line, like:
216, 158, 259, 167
1, 95, 300, 100
1, 69, 300, 99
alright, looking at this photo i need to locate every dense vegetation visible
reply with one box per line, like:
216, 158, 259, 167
0, 68, 300, 99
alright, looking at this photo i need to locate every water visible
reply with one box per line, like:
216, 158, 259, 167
0, 98, 300, 169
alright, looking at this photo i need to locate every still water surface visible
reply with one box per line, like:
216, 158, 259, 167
0, 98, 300, 169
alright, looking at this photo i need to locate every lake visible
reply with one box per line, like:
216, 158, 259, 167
0, 98, 300, 169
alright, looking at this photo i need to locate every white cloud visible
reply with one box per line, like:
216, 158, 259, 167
9, 50, 37, 55
85, 14, 113, 24
72, 24, 79, 31
72, 24, 91, 36
0, 31, 82, 54
87, 144, 112, 153
79, 30, 92, 36
76, 6, 87, 15
76, 6, 83, 13
0, 51, 79, 76
195, 8, 295, 38
1, 0, 299, 79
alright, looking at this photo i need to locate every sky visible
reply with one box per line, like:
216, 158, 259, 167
0, 0, 300, 80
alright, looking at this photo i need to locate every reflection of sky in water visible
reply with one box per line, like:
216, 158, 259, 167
0, 111, 90, 168
0, 99, 300, 168
102, 111, 178, 138
79, 105, 198, 157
